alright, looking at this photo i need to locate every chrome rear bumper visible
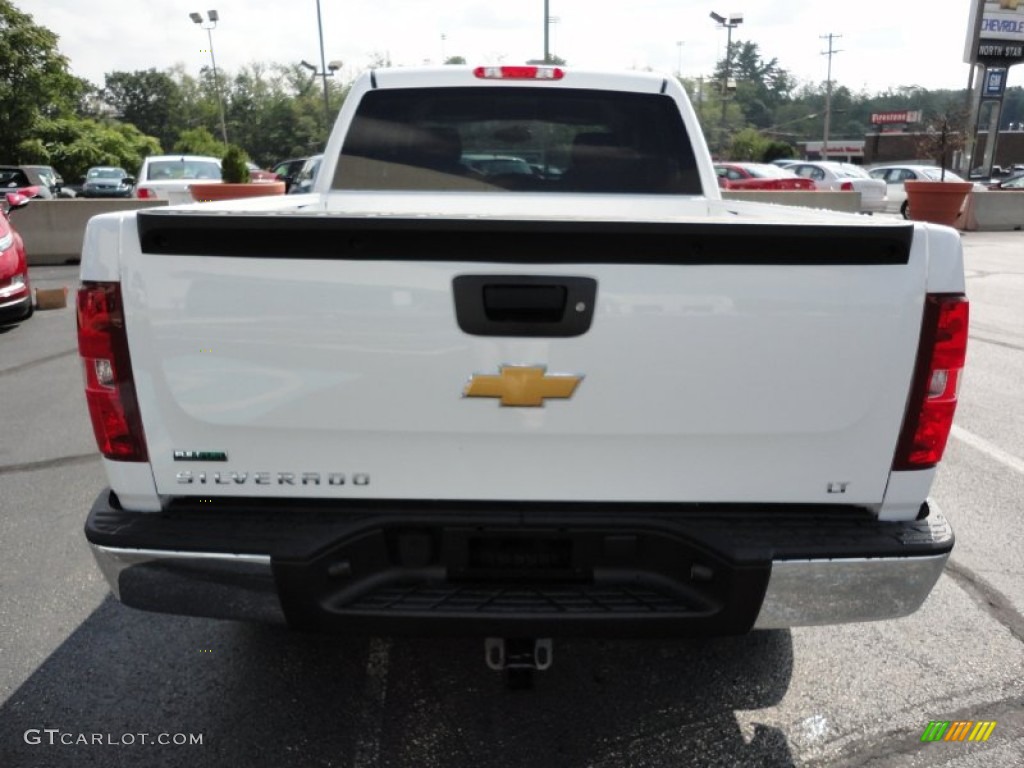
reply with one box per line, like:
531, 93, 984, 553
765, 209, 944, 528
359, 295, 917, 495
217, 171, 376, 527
87, 489, 954, 632
90, 542, 950, 631
90, 545, 287, 624
752, 552, 948, 628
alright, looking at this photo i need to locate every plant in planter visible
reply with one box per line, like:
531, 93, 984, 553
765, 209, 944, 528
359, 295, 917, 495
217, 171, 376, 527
903, 110, 973, 227
191, 145, 285, 202
221, 144, 251, 184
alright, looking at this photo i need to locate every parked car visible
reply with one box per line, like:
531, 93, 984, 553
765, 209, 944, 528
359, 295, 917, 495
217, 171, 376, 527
287, 154, 323, 195
26, 165, 76, 198
0, 187, 37, 324
81, 166, 134, 198
787, 161, 887, 213
714, 162, 816, 191
769, 158, 799, 167
271, 158, 307, 193
1, 165, 54, 199
988, 173, 1024, 190
135, 155, 221, 204
246, 162, 281, 183
868, 165, 978, 218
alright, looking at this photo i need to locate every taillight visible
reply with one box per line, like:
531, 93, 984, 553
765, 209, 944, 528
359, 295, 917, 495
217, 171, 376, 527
840, 181, 854, 191
893, 295, 969, 470
473, 65, 565, 80
77, 282, 148, 461
136, 187, 155, 199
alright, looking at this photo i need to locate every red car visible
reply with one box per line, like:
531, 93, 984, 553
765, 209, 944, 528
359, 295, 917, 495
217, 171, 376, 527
246, 162, 281, 183
715, 162, 817, 191
0, 188, 36, 324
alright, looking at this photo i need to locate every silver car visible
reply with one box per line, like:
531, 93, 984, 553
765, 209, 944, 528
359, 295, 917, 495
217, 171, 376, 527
787, 161, 888, 214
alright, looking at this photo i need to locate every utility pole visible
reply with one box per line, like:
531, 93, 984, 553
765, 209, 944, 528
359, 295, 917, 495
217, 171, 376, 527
820, 33, 842, 162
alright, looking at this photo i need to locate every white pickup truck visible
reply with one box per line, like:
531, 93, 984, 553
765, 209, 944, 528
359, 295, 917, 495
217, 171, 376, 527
79, 66, 966, 672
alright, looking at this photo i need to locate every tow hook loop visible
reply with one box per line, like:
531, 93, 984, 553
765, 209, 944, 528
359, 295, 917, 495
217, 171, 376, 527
485, 637, 553, 690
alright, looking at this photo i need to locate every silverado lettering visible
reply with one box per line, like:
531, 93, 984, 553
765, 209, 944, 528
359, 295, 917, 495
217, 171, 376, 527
174, 472, 368, 486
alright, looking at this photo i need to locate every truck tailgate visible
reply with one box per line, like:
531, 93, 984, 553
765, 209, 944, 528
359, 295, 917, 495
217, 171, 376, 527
122, 209, 924, 506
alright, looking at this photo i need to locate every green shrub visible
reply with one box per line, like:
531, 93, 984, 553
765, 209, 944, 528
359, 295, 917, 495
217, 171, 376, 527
221, 145, 250, 184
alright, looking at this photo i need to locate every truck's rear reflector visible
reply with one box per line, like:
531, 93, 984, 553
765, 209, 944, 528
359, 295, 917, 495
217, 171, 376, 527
893, 295, 968, 470
77, 282, 148, 462
473, 65, 564, 81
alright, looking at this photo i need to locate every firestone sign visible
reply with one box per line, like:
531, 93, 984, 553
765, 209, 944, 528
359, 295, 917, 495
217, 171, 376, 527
965, 0, 1024, 64
870, 111, 923, 125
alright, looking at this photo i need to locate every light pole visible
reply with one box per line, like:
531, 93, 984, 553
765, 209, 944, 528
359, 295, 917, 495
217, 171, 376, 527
312, 0, 333, 133
676, 41, 684, 78
300, 58, 343, 135
189, 10, 228, 145
710, 11, 743, 156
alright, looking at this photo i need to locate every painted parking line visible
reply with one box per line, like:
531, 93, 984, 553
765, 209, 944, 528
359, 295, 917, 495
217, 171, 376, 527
951, 425, 1024, 475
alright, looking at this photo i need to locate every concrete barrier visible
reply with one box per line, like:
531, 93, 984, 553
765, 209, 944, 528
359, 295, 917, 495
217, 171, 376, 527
17, 199, 167, 265
961, 191, 1024, 232
722, 190, 863, 213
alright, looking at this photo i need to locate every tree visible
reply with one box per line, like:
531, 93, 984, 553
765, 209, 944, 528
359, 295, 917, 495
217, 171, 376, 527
103, 69, 184, 151
916, 109, 968, 179
19, 117, 160, 180
713, 41, 794, 129
762, 140, 795, 162
444, 56, 467, 65
0, 0, 88, 159
727, 128, 771, 161
173, 127, 225, 157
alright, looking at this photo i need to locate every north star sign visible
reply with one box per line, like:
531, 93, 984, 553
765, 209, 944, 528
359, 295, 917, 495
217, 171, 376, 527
965, 0, 1024, 64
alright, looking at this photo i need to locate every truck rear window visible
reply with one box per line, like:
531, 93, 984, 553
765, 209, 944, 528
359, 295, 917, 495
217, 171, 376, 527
334, 87, 700, 195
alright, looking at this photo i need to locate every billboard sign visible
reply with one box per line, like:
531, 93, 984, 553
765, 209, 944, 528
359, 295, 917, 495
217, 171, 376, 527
965, 0, 1024, 64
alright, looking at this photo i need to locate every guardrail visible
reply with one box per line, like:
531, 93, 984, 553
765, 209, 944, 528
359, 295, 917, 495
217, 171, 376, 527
18, 199, 168, 266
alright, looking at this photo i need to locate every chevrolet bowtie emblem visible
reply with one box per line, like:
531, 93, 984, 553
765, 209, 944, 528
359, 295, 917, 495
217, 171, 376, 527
464, 365, 583, 407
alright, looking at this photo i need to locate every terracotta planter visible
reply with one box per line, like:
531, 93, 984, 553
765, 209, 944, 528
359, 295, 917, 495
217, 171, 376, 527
903, 180, 973, 227
190, 181, 286, 203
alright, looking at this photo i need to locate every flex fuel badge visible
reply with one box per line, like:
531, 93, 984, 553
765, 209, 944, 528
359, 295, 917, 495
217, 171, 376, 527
173, 450, 228, 462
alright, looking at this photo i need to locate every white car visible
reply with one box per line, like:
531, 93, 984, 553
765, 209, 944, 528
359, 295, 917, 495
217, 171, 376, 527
787, 161, 888, 213
868, 165, 978, 218
135, 155, 222, 204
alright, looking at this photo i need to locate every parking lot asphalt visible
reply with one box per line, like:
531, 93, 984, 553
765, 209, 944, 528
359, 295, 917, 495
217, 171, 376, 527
1, 241, 1022, 767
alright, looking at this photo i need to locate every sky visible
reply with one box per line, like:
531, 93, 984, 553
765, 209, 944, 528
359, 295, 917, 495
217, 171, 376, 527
21, 0, 1022, 95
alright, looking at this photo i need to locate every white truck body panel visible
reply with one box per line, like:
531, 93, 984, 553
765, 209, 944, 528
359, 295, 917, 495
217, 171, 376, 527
79, 66, 964, 637
119, 209, 926, 507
